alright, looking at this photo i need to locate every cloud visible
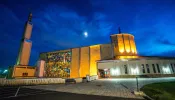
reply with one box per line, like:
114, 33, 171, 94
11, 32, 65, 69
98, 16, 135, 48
1, 0, 175, 68
33, 4, 113, 49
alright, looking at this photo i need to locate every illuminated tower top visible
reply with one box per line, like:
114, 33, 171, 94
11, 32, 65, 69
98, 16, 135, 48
110, 28, 138, 59
23, 12, 33, 40
28, 12, 32, 22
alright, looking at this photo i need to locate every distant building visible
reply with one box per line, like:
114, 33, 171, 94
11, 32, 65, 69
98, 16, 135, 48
39, 30, 175, 78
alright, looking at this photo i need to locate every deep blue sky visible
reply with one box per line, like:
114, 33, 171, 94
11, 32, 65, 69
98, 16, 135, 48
0, 0, 175, 69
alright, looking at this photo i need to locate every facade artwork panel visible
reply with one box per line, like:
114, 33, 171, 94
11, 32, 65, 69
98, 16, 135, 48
44, 50, 71, 78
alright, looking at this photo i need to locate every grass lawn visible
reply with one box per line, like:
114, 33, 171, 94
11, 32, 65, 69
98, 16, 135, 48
140, 81, 175, 100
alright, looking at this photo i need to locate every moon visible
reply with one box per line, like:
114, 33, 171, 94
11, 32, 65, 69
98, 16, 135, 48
84, 31, 88, 38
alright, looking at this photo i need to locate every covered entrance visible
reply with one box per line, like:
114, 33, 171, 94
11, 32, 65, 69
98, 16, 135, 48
97, 60, 115, 78
98, 69, 110, 78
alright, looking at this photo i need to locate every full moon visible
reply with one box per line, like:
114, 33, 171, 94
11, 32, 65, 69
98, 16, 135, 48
84, 31, 88, 38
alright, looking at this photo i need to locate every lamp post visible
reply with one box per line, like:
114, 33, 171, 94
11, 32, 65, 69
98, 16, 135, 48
136, 76, 139, 92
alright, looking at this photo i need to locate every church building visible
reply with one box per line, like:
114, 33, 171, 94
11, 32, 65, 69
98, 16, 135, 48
39, 29, 175, 78
9, 13, 175, 79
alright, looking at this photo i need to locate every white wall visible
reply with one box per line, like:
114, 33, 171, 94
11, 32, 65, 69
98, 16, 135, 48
97, 59, 175, 76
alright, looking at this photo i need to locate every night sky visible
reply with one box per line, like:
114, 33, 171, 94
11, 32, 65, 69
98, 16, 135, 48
0, 0, 175, 69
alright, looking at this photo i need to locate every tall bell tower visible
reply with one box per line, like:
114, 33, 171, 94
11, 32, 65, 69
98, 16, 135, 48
16, 12, 33, 66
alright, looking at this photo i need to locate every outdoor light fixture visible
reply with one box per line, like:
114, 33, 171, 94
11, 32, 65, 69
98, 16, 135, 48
3, 69, 8, 74
163, 67, 171, 74
126, 49, 130, 53
110, 68, 120, 76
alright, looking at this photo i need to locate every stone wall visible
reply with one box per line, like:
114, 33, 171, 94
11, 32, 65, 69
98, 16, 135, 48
0, 77, 86, 86
74, 78, 83, 83
0, 78, 65, 86
89, 75, 98, 81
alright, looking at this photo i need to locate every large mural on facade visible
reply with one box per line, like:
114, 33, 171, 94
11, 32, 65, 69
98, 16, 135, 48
44, 51, 71, 78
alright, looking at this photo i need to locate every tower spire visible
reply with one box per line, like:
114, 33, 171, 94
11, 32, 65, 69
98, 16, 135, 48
28, 12, 32, 22
118, 27, 121, 34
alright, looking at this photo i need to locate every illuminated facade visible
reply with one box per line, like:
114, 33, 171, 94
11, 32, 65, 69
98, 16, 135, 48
10, 12, 36, 78
110, 33, 137, 59
97, 57, 175, 78
40, 32, 175, 78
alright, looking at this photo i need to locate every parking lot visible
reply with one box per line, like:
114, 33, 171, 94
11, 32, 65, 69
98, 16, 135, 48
0, 86, 58, 100
0, 86, 143, 100
1, 77, 175, 100
25, 77, 175, 99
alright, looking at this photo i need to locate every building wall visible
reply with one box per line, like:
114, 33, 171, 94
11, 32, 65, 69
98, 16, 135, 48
36, 60, 45, 77
110, 33, 137, 57
97, 59, 175, 76
90, 45, 101, 76
110, 35, 119, 57
100, 44, 113, 60
19, 40, 32, 66
79, 47, 90, 77
70, 48, 80, 78
12, 65, 36, 78
24, 22, 33, 40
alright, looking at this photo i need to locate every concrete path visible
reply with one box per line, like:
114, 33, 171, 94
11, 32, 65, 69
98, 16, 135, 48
25, 77, 175, 99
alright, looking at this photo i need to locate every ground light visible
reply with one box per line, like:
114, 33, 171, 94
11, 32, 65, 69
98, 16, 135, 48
3, 69, 8, 74
162, 67, 171, 74
110, 68, 120, 76
131, 67, 139, 75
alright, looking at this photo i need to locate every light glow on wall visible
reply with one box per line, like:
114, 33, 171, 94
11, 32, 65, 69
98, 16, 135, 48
131, 67, 139, 75
163, 67, 171, 74
118, 56, 138, 59
119, 49, 124, 53
110, 68, 120, 76
126, 49, 130, 53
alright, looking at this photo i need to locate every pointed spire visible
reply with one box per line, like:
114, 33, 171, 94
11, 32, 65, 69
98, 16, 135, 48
118, 27, 121, 34
28, 12, 32, 22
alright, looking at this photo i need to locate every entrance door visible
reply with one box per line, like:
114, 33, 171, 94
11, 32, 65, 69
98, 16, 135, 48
98, 69, 110, 78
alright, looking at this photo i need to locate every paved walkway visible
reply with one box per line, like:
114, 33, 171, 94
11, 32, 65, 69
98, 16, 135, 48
25, 77, 175, 99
